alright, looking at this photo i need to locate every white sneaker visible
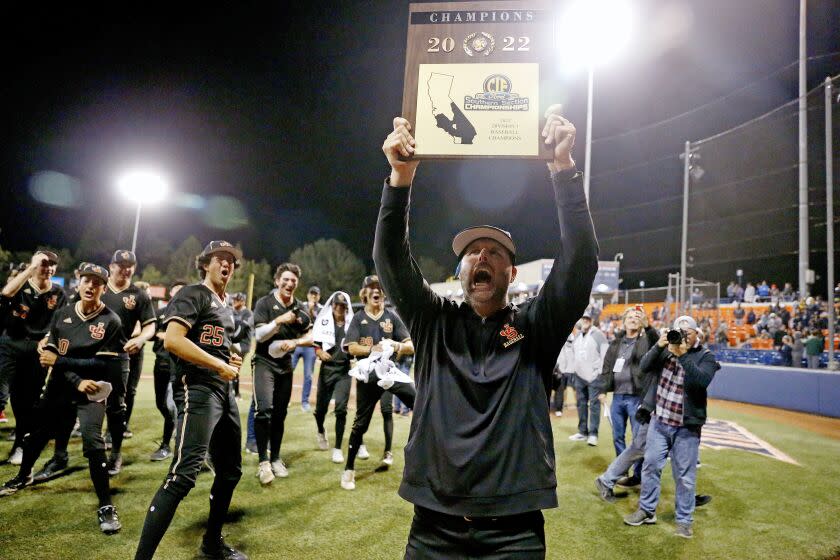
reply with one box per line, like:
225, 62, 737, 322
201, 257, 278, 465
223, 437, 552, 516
271, 459, 289, 478
554, 411, 563, 417
316, 431, 329, 450
382, 451, 394, 466
340, 469, 355, 490
8, 447, 23, 466
257, 461, 275, 485
587, 435, 598, 446
357, 444, 370, 460
568, 433, 587, 442
331, 448, 344, 464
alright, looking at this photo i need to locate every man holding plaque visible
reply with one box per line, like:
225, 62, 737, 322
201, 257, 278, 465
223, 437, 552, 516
376, 105, 598, 558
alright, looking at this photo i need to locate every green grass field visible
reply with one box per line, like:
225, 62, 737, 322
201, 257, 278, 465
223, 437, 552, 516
1, 349, 839, 559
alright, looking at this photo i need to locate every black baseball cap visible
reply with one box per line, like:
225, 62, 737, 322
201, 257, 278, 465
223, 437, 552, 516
199, 240, 243, 262
332, 294, 349, 307
308, 286, 321, 295
78, 262, 109, 283
362, 275, 381, 289
111, 250, 137, 266
35, 249, 59, 265
451, 226, 516, 259
232, 292, 246, 301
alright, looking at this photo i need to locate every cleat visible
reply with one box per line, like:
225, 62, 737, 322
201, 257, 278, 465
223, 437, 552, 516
257, 461, 274, 485
568, 433, 587, 442
106, 454, 123, 477
695, 494, 712, 507
331, 448, 344, 464
33, 454, 69, 482
97, 505, 122, 534
8, 447, 23, 466
382, 451, 394, 466
316, 432, 329, 451
149, 444, 171, 462
0, 473, 33, 496
270, 459, 288, 478
340, 469, 355, 490
357, 444, 370, 460
199, 535, 249, 559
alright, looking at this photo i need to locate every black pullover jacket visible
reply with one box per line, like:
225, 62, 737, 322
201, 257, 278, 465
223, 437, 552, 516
373, 168, 598, 516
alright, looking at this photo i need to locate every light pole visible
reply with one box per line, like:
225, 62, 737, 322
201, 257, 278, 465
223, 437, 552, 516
559, 0, 635, 202
116, 170, 169, 254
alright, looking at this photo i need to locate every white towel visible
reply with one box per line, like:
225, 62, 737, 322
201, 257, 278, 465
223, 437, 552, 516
312, 291, 354, 351
348, 340, 413, 389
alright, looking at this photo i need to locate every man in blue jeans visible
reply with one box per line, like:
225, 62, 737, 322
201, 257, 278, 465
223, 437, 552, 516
596, 307, 658, 486
623, 316, 719, 539
292, 286, 322, 412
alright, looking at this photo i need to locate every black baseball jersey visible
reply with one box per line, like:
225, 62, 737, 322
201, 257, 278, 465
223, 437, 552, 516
101, 281, 156, 344
152, 301, 174, 357
163, 283, 236, 388
253, 292, 312, 369
344, 307, 410, 351
45, 302, 126, 389
317, 321, 351, 376
2, 279, 67, 340
232, 306, 254, 356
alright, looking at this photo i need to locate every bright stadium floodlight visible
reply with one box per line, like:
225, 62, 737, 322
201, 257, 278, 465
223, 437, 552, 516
557, 0, 636, 202
116, 169, 169, 253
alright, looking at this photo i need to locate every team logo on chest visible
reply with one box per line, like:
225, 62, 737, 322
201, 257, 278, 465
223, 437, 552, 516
46, 294, 59, 309
123, 294, 137, 310
89, 322, 106, 340
13, 304, 30, 319
500, 324, 524, 348
380, 318, 394, 334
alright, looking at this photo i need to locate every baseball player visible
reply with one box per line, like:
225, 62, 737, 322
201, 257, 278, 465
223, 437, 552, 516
0, 263, 126, 534
134, 240, 247, 560
340, 275, 415, 491
251, 263, 313, 484
0, 250, 66, 464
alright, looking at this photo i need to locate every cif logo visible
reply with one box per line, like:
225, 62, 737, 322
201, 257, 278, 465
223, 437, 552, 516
483, 74, 512, 96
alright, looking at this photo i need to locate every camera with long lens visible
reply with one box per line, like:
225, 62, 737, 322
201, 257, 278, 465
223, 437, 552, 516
667, 329, 686, 345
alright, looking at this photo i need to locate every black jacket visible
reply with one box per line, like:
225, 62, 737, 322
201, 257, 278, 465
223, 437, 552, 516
597, 325, 658, 395
373, 168, 598, 517
639, 342, 720, 428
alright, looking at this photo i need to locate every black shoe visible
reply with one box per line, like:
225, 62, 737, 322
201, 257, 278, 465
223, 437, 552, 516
97, 505, 122, 534
616, 475, 641, 488
594, 477, 617, 503
199, 536, 249, 560
149, 444, 171, 462
33, 454, 69, 482
0, 473, 33, 497
695, 494, 712, 507
106, 454, 122, 476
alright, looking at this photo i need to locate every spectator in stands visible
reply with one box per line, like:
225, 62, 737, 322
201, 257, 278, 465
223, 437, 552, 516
767, 313, 783, 337
773, 325, 787, 350
744, 282, 756, 304
734, 283, 744, 302
780, 335, 793, 367
770, 283, 780, 301
782, 282, 795, 301
755, 312, 770, 335
757, 281, 770, 302
791, 331, 805, 367
726, 282, 736, 301
715, 322, 728, 346
733, 302, 745, 326
804, 329, 824, 369
570, 311, 608, 446
746, 309, 756, 325
779, 305, 791, 328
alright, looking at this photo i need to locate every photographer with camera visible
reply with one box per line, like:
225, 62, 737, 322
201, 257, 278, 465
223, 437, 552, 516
623, 316, 720, 539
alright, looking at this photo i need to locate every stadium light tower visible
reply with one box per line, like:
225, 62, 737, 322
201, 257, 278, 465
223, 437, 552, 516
116, 170, 169, 254
558, 0, 635, 201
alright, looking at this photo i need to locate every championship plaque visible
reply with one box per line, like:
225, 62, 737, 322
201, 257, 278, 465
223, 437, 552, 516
402, 1, 555, 159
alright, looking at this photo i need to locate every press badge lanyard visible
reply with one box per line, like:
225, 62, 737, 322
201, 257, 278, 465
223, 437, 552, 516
612, 336, 637, 373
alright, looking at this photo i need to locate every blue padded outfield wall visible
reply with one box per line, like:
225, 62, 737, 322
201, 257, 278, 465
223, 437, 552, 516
708, 364, 840, 418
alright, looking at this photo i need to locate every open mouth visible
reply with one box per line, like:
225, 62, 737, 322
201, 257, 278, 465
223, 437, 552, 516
472, 269, 492, 286
221, 269, 230, 278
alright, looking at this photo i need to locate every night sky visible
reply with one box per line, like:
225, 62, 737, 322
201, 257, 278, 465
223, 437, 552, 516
1, 1, 838, 291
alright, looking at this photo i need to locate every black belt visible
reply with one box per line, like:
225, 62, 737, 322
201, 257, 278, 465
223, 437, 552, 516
415, 506, 542, 530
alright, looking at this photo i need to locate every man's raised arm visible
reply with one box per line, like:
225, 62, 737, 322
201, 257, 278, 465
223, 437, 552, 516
373, 117, 440, 323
